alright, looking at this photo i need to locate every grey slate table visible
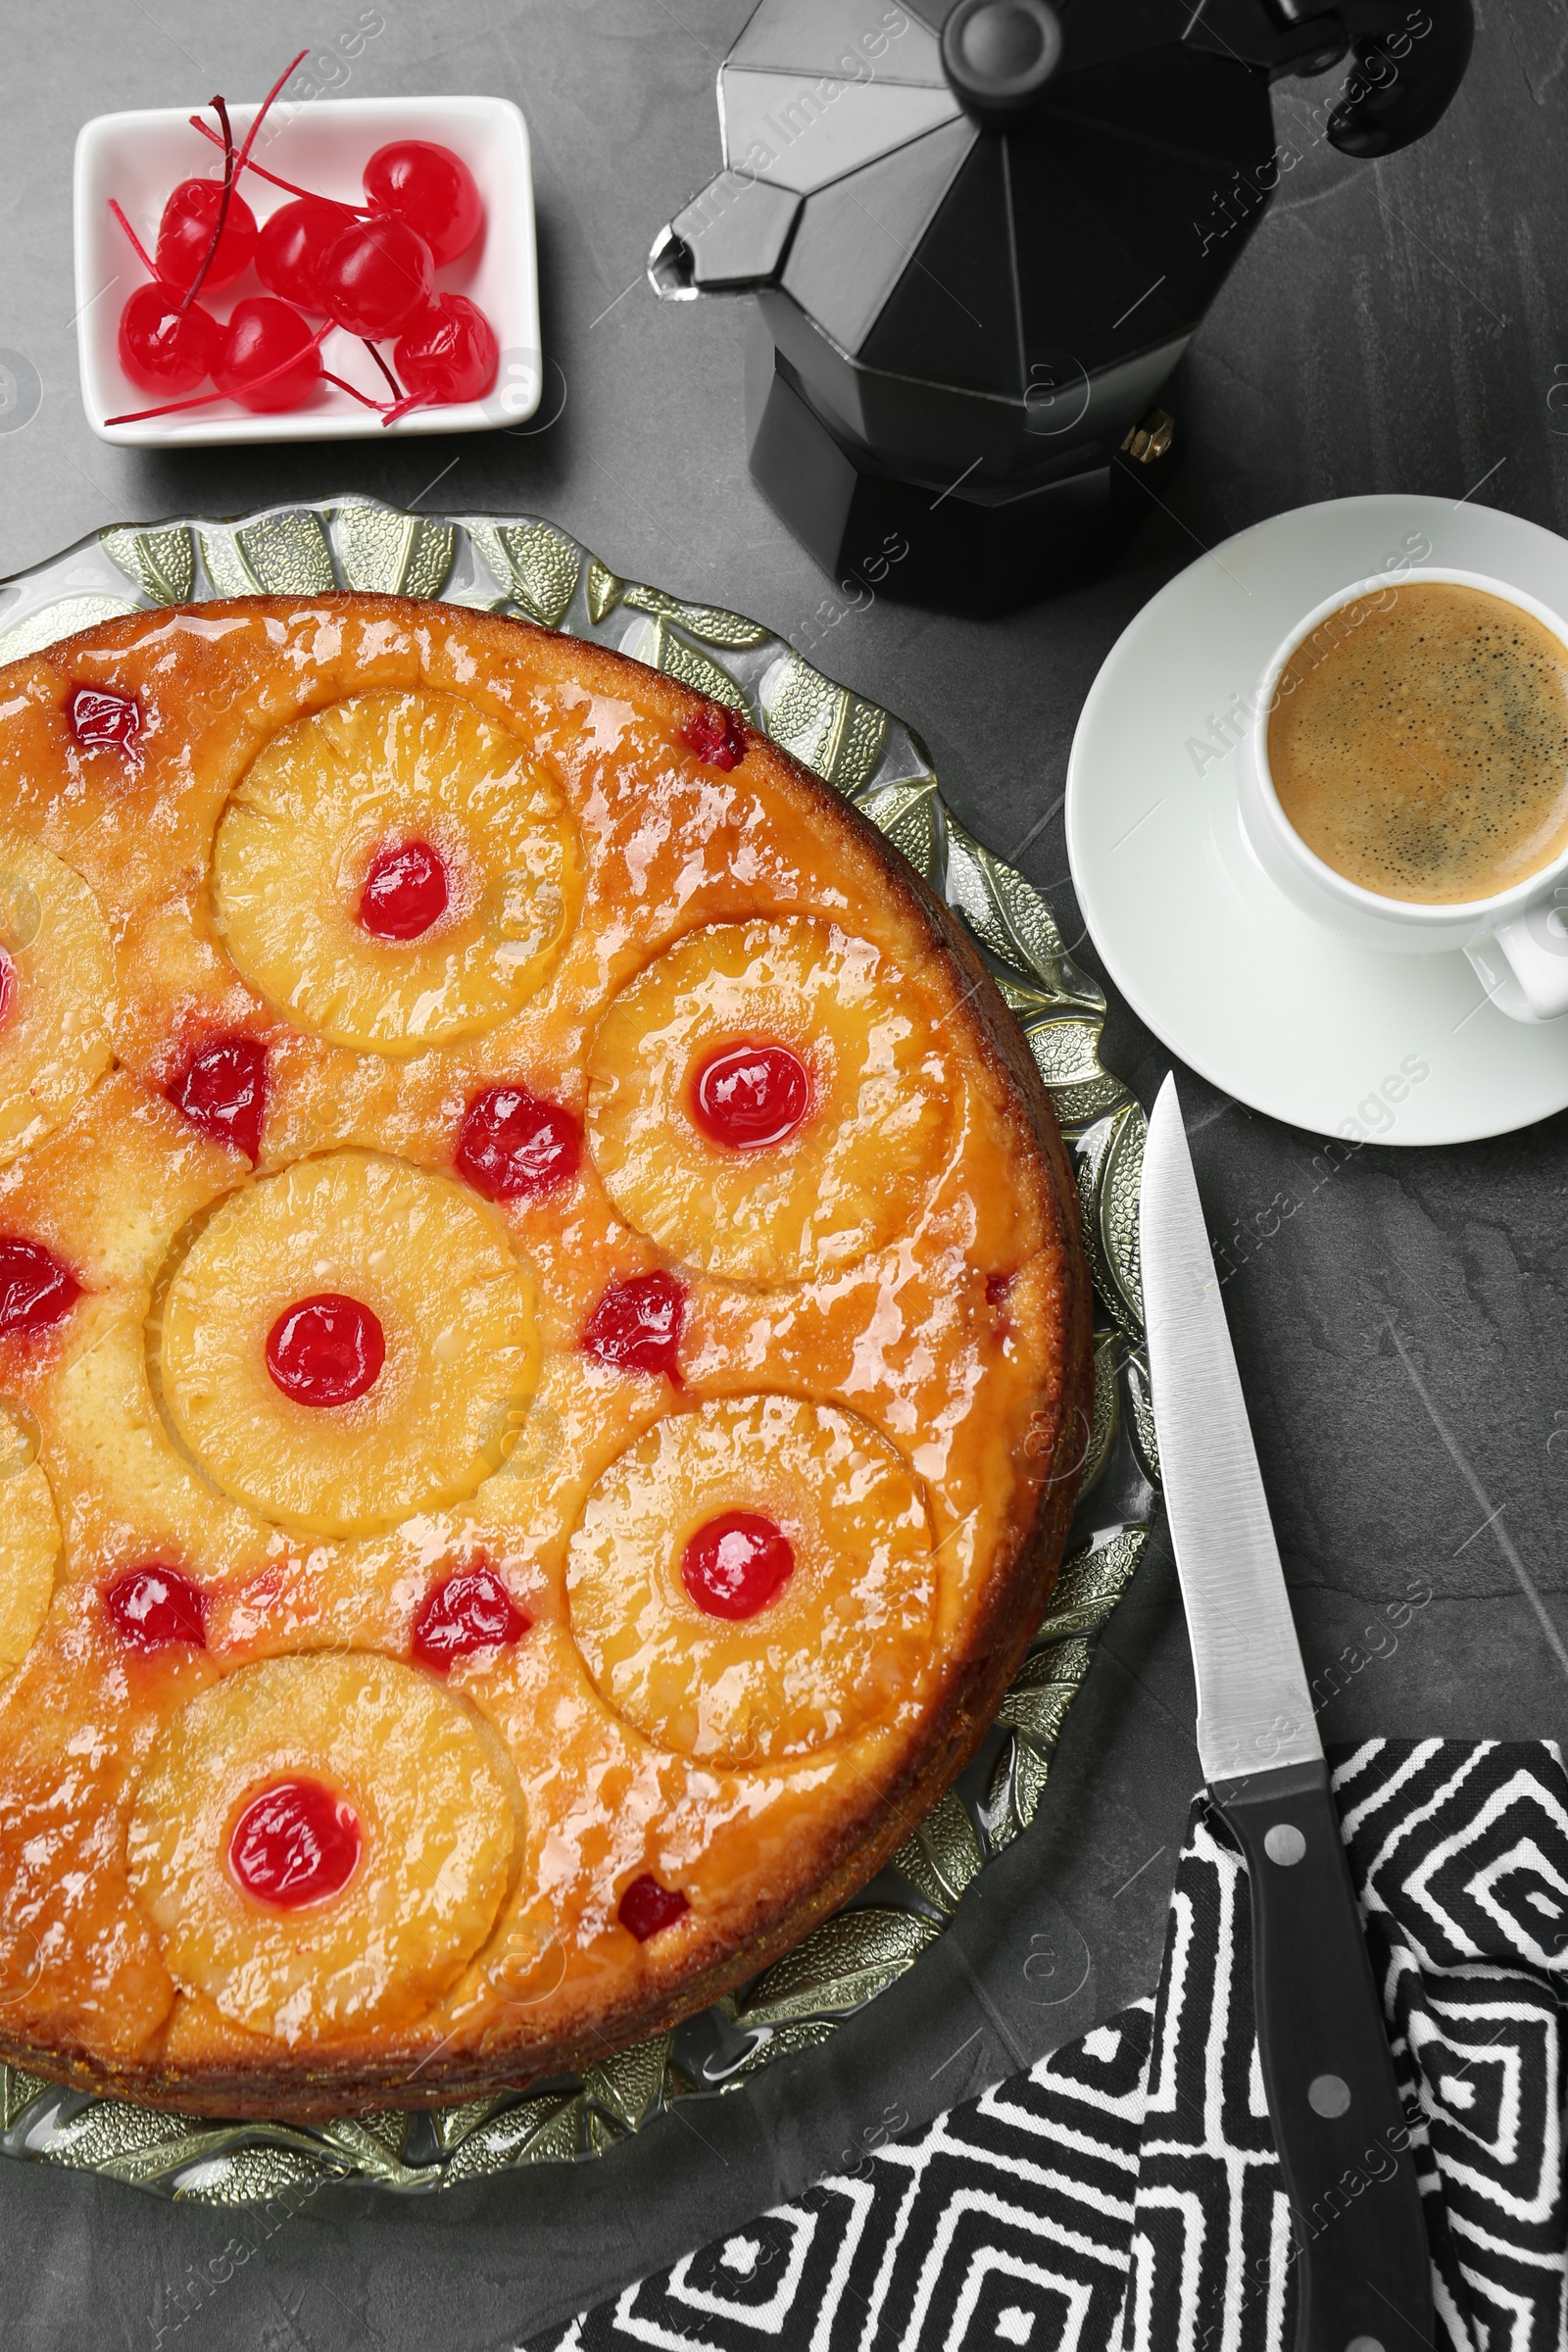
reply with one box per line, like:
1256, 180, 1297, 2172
0, 3, 1563, 2345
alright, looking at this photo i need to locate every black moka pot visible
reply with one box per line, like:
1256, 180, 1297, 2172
649, 0, 1475, 615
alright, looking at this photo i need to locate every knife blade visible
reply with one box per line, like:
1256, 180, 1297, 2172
1140, 1074, 1433, 2352
1140, 1074, 1321, 1786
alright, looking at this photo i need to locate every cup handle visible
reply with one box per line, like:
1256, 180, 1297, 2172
1482, 903, 1568, 1021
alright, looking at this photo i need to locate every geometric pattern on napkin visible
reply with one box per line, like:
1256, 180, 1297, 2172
1340, 1739, 1568, 2352
534, 2008, 1153, 2352
525, 1742, 1568, 2352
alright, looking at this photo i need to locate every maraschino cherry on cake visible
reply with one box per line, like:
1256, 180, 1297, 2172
0, 592, 1091, 2118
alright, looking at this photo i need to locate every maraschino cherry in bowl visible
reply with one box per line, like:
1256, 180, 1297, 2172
74, 90, 539, 446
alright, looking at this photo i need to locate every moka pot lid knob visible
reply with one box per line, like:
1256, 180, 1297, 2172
941, 0, 1063, 119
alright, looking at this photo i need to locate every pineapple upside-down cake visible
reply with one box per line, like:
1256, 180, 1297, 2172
0, 595, 1090, 2118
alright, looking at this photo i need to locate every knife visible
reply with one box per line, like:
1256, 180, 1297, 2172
1140, 1074, 1433, 2352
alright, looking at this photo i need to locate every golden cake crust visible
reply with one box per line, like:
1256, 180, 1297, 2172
0, 594, 1092, 2118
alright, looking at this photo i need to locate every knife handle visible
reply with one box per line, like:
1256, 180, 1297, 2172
1211, 1761, 1433, 2352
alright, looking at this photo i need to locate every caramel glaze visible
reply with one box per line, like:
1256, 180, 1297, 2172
0, 598, 1092, 2117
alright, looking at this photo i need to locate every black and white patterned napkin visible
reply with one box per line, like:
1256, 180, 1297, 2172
525, 1741, 1568, 2352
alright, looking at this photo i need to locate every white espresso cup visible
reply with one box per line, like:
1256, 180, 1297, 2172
1237, 566, 1568, 1023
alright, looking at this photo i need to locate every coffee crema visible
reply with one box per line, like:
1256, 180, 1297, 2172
1266, 581, 1568, 905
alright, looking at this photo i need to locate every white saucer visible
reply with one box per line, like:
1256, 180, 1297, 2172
1065, 494, 1568, 1147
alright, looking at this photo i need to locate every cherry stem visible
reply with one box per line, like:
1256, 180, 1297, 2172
104, 322, 329, 425
381, 390, 433, 426
107, 199, 158, 280
178, 93, 235, 317
187, 116, 373, 214
174, 45, 310, 319
362, 340, 402, 399
320, 369, 390, 412
234, 49, 312, 175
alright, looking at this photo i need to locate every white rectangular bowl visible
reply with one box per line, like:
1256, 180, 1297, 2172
74, 93, 540, 446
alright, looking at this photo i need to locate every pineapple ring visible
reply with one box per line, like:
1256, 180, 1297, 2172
125, 1654, 519, 2044
0, 827, 116, 1166
210, 689, 579, 1056
153, 1149, 540, 1538
0, 1407, 60, 1679
565, 1395, 937, 1764
586, 919, 954, 1284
